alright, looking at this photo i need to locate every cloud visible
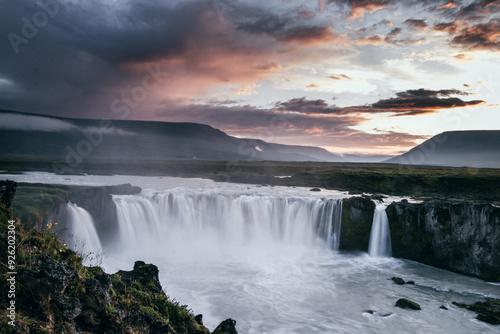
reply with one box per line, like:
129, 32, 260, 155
367, 88, 485, 116
456, 0, 500, 18
275, 88, 484, 117
153, 100, 425, 152
327, 74, 352, 80
237, 14, 339, 45
356, 34, 384, 44
331, 0, 392, 20
403, 19, 428, 30
452, 53, 475, 62
434, 22, 460, 34
437, 2, 457, 10
451, 18, 500, 51
0, 112, 77, 132
230, 83, 261, 96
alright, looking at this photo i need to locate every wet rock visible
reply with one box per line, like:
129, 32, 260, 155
56, 295, 82, 320
213, 318, 238, 334
395, 298, 421, 310
340, 197, 375, 251
105, 184, 142, 195
453, 299, 500, 324
195, 314, 204, 325
310, 188, 321, 192
440, 305, 448, 310
391, 277, 405, 285
406, 281, 415, 285
386, 200, 500, 282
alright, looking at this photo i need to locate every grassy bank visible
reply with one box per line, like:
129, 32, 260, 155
2, 159, 500, 201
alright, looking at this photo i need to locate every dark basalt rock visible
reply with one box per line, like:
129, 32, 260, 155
395, 298, 421, 310
212, 318, 238, 334
340, 197, 375, 251
195, 314, 204, 325
105, 183, 142, 195
310, 188, 321, 192
453, 299, 500, 325
0, 179, 17, 208
386, 199, 500, 282
440, 305, 448, 310
391, 277, 405, 285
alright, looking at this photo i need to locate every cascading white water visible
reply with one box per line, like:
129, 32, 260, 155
368, 201, 392, 257
110, 192, 343, 254
66, 202, 102, 260
9, 173, 498, 334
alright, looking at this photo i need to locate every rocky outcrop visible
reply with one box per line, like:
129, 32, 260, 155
0, 180, 17, 208
386, 200, 500, 282
453, 299, 500, 325
340, 197, 375, 251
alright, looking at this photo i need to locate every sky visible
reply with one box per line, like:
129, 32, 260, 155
1, 0, 499, 155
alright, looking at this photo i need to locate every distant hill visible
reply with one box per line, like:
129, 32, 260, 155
386, 130, 500, 168
0, 110, 347, 166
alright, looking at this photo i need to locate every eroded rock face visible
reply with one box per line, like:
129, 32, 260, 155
340, 197, 375, 251
212, 318, 238, 334
387, 200, 500, 282
14, 255, 229, 334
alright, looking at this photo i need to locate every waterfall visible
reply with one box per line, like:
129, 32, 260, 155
109, 192, 343, 253
66, 202, 102, 259
368, 201, 392, 257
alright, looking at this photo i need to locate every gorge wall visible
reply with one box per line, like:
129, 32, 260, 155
8, 180, 499, 282
386, 200, 500, 282
339, 196, 500, 281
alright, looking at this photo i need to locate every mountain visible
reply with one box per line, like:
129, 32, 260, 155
0, 110, 346, 165
386, 130, 500, 168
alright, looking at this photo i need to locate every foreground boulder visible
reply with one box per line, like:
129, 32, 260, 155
453, 300, 500, 325
395, 298, 421, 310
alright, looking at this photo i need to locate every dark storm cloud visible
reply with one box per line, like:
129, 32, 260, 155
236, 12, 337, 44
451, 18, 500, 51
0, 0, 218, 117
368, 88, 484, 115
275, 89, 484, 116
456, 0, 500, 18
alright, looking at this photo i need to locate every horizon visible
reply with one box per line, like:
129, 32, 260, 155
1, 0, 500, 155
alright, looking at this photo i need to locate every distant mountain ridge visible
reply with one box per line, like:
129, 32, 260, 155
386, 130, 500, 168
0, 109, 347, 165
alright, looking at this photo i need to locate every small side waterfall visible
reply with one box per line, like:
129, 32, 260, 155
66, 202, 102, 257
368, 201, 392, 257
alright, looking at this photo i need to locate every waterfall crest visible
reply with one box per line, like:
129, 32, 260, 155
109, 192, 343, 252
368, 201, 392, 257
66, 202, 102, 257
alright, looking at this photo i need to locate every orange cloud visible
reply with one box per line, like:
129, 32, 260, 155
346, 0, 390, 20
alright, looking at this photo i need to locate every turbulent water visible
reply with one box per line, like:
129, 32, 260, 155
3, 173, 500, 333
